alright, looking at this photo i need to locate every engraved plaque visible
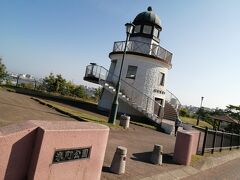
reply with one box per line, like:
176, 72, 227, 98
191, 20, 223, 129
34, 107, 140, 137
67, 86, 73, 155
53, 147, 91, 163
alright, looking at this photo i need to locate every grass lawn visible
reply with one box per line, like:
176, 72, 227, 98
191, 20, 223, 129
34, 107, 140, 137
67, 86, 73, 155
31, 97, 120, 128
1, 85, 98, 105
32, 97, 157, 130
180, 116, 213, 129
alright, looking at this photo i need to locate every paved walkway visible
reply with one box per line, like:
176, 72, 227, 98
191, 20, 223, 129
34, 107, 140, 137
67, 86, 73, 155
0, 89, 74, 127
101, 124, 180, 180
183, 158, 240, 180
2, 90, 239, 180
0, 90, 181, 179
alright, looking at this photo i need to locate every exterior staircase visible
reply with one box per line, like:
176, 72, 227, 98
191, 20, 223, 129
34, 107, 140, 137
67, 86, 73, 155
163, 101, 178, 121
84, 64, 181, 132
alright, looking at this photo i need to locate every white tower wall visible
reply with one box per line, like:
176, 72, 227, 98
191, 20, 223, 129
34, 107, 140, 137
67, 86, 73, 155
99, 53, 168, 115
97, 7, 173, 119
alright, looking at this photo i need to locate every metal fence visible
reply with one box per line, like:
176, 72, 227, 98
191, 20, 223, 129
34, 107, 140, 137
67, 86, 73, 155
201, 127, 240, 155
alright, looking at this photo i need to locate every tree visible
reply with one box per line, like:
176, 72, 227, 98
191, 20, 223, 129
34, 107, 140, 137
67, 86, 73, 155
179, 108, 190, 117
73, 85, 86, 98
42, 73, 67, 94
226, 105, 240, 121
195, 108, 214, 127
42, 73, 56, 92
55, 74, 66, 93
60, 81, 75, 96
94, 87, 102, 102
41, 73, 90, 99
0, 58, 7, 84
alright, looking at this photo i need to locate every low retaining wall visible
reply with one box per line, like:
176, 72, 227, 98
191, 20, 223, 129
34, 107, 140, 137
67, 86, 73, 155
0, 120, 109, 180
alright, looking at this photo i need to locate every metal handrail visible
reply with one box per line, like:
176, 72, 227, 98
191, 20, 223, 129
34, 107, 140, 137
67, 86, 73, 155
85, 64, 163, 119
86, 64, 161, 107
85, 64, 182, 118
207, 129, 240, 136
112, 40, 173, 64
165, 89, 182, 111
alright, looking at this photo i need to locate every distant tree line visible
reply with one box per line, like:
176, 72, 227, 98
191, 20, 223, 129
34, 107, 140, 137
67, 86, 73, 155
0, 59, 102, 102
38, 73, 102, 101
0, 58, 7, 84
180, 105, 240, 133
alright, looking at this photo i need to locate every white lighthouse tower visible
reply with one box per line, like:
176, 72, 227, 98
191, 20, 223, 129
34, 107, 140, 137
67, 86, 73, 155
84, 7, 179, 125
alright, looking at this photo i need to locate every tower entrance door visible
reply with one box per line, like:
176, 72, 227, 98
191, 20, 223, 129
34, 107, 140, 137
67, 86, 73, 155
154, 98, 163, 117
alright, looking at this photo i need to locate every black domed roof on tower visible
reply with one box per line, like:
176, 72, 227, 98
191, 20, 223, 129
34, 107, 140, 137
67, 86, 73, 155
133, 6, 161, 29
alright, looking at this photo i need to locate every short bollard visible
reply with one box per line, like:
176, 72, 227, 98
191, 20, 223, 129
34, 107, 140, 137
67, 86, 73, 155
151, 144, 163, 165
110, 146, 127, 174
120, 115, 130, 129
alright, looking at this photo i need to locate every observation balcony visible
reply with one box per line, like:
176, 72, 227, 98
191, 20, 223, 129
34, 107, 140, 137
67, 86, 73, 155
109, 40, 173, 68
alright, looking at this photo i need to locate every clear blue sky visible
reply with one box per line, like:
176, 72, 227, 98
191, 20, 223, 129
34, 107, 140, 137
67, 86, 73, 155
0, 0, 239, 109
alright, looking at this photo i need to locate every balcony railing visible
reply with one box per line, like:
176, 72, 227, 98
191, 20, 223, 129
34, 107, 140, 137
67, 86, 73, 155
111, 40, 172, 65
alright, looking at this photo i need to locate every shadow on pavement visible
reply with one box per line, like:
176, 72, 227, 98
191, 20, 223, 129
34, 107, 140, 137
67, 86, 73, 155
131, 151, 152, 163
131, 151, 176, 165
102, 166, 111, 173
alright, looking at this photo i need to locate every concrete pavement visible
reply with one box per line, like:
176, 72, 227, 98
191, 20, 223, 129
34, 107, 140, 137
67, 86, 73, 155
140, 150, 240, 180
1, 89, 240, 180
183, 157, 240, 180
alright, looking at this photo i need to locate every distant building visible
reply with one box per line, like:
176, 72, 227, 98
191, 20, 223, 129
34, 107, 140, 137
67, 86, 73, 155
182, 105, 215, 114
5, 72, 36, 86
210, 115, 238, 131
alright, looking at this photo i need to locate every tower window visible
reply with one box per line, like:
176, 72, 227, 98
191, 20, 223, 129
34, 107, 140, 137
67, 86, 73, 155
159, 72, 165, 86
153, 27, 159, 38
143, 25, 152, 35
134, 25, 141, 33
126, 65, 137, 79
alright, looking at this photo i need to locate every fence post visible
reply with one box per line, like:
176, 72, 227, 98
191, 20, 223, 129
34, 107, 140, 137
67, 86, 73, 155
220, 131, 224, 152
16, 75, 20, 87
230, 133, 233, 151
211, 130, 217, 154
34, 79, 37, 90
202, 127, 208, 156
238, 133, 240, 149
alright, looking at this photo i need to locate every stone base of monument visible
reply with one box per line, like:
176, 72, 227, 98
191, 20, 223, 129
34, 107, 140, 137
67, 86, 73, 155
0, 120, 109, 180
